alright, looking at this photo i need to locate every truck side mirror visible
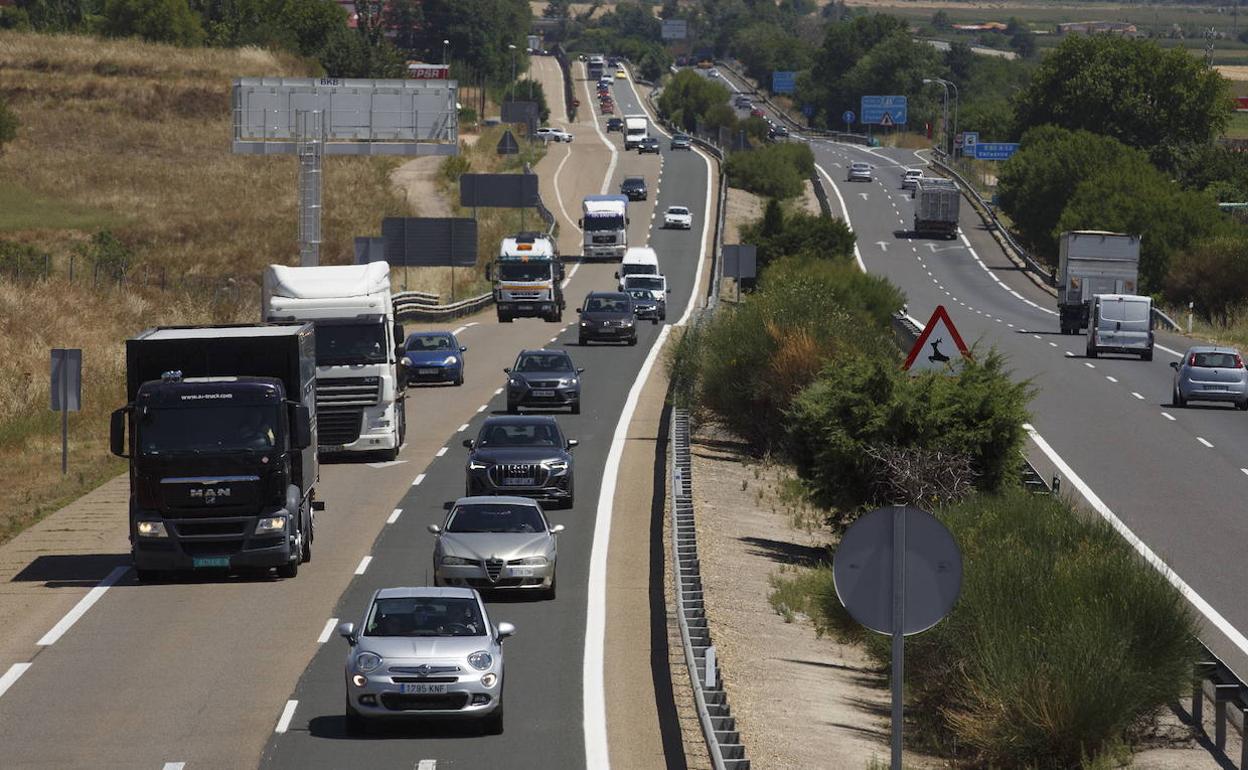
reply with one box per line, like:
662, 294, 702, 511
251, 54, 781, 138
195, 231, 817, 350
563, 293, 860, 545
577, 218, 583, 228
291, 405, 313, 450
110, 408, 129, 459
393, 323, 405, 347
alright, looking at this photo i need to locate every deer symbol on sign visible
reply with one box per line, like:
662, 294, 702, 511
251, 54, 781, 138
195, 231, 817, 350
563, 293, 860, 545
928, 338, 950, 363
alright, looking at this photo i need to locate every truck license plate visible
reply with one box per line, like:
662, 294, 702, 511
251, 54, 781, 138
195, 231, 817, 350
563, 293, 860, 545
531, 390, 555, 397
399, 683, 447, 694
192, 556, 230, 569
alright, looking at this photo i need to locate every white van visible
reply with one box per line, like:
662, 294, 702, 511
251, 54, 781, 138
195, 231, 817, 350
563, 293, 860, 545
616, 247, 660, 290
1086, 294, 1153, 360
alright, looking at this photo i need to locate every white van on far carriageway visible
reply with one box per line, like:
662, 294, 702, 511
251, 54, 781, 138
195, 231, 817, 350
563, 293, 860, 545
1086, 293, 1154, 361
616, 247, 660, 290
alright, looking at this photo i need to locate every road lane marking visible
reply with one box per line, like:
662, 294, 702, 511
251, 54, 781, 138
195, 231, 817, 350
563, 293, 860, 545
417, 762, 438, 770
1198, 437, 1214, 448
1025, 425, 1248, 665
275, 700, 298, 733
354, 556, 373, 575
1157, 344, 1183, 358
436, 447, 447, 457
477, 404, 488, 413
815, 164, 867, 272
0, 663, 32, 699
494, 388, 503, 396
388, 508, 402, 524
317, 618, 338, 643
1084, 362, 1095, 368
36, 565, 129, 647
162, 764, 186, 770
452, 325, 469, 335
457, 423, 470, 432
1048, 342, 1057, 347
1033, 334, 1041, 340
1132, 392, 1144, 400
412, 473, 426, 486
1242, 469, 1248, 477
1106, 375, 1117, 383
581, 69, 619, 195
1162, 412, 1176, 421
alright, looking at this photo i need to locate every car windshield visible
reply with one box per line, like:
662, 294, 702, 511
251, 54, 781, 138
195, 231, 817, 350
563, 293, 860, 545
138, 405, 280, 454
516, 353, 573, 372
498, 262, 553, 281
586, 297, 630, 313
407, 334, 454, 352
1100, 300, 1149, 324
626, 276, 664, 290
315, 321, 387, 365
852, 163, 869, 171
365, 596, 484, 637
668, 207, 689, 216
477, 422, 562, 447
1191, 351, 1241, 368
447, 503, 548, 533
623, 179, 644, 188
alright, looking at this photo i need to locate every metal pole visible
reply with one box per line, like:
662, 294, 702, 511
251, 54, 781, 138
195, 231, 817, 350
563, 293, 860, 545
60, 365, 68, 475
941, 82, 950, 157
891, 504, 906, 769
948, 80, 959, 159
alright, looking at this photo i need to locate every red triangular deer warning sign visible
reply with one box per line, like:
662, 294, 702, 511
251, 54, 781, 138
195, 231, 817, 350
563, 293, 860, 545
879, 112, 895, 127
903, 305, 971, 372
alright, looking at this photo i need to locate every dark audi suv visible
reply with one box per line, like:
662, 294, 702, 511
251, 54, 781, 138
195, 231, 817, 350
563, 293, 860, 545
505, 349, 585, 414
464, 416, 577, 508
578, 292, 638, 346
620, 176, 647, 201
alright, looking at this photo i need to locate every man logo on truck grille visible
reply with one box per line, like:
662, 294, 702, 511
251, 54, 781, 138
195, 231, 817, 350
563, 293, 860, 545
190, 487, 231, 502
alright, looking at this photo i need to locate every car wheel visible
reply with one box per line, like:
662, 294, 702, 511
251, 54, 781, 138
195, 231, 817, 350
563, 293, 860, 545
1141, 349, 1153, 362
276, 557, 299, 579
506, 401, 518, 415
481, 699, 504, 736
499, 313, 513, 323
1173, 387, 1185, 408
1239, 399, 1248, 412
301, 512, 313, 564
578, 336, 589, 346
345, 699, 367, 736
571, 400, 580, 415
545, 574, 557, 600
627, 336, 637, 346
455, 370, 465, 387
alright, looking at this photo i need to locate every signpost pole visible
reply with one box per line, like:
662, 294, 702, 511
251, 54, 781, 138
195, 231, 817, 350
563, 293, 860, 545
891, 504, 906, 769
60, 364, 68, 475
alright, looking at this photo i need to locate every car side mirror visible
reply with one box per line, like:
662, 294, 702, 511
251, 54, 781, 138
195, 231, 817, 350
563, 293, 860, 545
443, 501, 454, 510
550, 524, 565, 534
337, 622, 357, 645
576, 367, 585, 374
496, 621, 516, 640
1170, 361, 1179, 369
291, 404, 313, 450
567, 439, 579, 449
427, 524, 442, 534
576, 308, 583, 314
462, 438, 474, 449
460, 346, 468, 352
503, 367, 511, 374
614, 272, 619, 279
109, 407, 130, 458
393, 322, 405, 347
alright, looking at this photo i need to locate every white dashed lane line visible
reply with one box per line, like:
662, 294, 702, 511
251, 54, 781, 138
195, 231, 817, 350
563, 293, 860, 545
1106, 376, 1118, 383
477, 405, 488, 413
162, 764, 186, 770
317, 618, 337, 643
1198, 437, 1215, 448
457, 423, 470, 432
412, 473, 426, 486
0, 663, 32, 700
1162, 412, 1176, 421
1132, 392, 1144, 400
494, 388, 503, 396
435, 447, 447, 457
1085, 362, 1095, 369
387, 508, 402, 524
354, 556, 373, 575
274, 700, 298, 734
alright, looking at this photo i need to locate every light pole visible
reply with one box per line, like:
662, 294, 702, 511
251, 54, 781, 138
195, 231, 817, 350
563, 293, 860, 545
508, 43, 517, 102
923, 77, 952, 157
443, 39, 449, 66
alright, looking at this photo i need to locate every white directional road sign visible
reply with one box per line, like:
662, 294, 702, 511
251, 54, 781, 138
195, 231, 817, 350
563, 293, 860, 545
903, 305, 971, 373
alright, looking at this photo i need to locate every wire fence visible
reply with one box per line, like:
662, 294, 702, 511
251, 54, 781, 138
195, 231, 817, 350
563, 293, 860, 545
0, 251, 253, 304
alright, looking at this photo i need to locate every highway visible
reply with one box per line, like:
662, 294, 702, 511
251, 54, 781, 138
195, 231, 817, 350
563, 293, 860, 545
0, 59, 711, 768
711, 65, 1248, 677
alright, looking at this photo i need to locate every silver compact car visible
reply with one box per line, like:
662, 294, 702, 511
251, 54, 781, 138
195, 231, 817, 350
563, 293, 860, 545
339, 587, 514, 735
847, 162, 873, 182
430, 496, 564, 598
1171, 346, 1248, 409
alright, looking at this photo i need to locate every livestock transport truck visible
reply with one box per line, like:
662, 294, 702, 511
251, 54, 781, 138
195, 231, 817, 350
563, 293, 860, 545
912, 177, 961, 239
489, 231, 565, 322
1057, 230, 1141, 334
110, 324, 320, 581
263, 262, 407, 460
581, 194, 629, 260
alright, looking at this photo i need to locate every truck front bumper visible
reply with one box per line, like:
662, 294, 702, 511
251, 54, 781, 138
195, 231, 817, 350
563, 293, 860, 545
132, 510, 296, 572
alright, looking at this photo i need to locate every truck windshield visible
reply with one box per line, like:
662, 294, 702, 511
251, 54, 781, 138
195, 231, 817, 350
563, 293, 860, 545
315, 322, 387, 365
498, 262, 553, 282
138, 405, 281, 454
584, 214, 624, 231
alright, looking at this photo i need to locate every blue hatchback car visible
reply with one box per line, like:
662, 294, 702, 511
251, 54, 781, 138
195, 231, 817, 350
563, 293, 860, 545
404, 331, 467, 386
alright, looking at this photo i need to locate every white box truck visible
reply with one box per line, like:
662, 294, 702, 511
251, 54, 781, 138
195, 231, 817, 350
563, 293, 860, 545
262, 263, 407, 459
581, 194, 629, 260
1057, 231, 1141, 335
624, 114, 648, 150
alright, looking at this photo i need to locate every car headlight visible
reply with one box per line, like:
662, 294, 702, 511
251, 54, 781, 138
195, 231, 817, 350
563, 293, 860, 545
255, 516, 287, 534
467, 651, 493, 671
580, 321, 590, 327
136, 520, 168, 538
441, 555, 473, 566
443, 356, 458, 365
543, 459, 569, 472
511, 556, 549, 566
469, 459, 490, 470
355, 652, 383, 673
508, 378, 523, 387
622, 319, 635, 327
480, 672, 499, 688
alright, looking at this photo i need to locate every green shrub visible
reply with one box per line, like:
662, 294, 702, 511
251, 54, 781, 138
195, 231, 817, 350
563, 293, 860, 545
439, 154, 472, 185
740, 204, 857, 271
657, 70, 731, 133
101, 0, 205, 46
786, 350, 1032, 514
511, 79, 550, 123
1165, 235, 1248, 324
76, 230, 133, 280
725, 142, 815, 200
874, 489, 1194, 766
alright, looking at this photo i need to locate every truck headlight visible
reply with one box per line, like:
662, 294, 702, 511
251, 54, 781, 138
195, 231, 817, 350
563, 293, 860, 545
256, 516, 287, 534
136, 521, 168, 538
442, 555, 473, 566
443, 356, 459, 365
467, 651, 493, 670
355, 652, 383, 673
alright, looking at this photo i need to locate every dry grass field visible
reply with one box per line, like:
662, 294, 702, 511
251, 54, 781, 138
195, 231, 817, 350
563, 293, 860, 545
0, 31, 410, 543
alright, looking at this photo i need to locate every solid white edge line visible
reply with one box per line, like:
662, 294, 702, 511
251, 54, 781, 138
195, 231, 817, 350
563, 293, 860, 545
354, 556, 372, 575
583, 324, 672, 770
412, 473, 426, 486
551, 142, 581, 236
673, 145, 714, 328
1157, 344, 1183, 358
317, 617, 337, 644
1025, 424, 1248, 658
274, 699, 298, 734
387, 508, 402, 524
452, 325, 468, 335
436, 447, 447, 457
36, 565, 129, 647
0, 662, 32, 699
815, 164, 866, 273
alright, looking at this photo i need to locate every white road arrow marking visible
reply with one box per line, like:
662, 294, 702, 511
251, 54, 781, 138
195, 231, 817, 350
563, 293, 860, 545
858, 193, 869, 201
875, 241, 888, 252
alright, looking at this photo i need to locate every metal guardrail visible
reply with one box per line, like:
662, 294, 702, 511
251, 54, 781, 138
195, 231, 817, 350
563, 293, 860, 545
553, 45, 577, 123
713, 61, 870, 146
670, 407, 750, 770
393, 290, 492, 320
809, 171, 832, 219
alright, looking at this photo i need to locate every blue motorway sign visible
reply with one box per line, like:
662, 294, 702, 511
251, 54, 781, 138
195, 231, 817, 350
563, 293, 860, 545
973, 142, 1020, 161
860, 95, 907, 126
842, 110, 855, 124
772, 71, 796, 95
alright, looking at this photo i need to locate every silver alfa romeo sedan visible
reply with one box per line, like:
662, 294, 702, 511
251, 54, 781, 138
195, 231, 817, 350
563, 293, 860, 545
339, 587, 515, 735
430, 496, 563, 599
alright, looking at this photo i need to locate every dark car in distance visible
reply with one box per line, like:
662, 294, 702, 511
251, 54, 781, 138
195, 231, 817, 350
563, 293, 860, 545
670, 134, 692, 150
463, 416, 577, 508
403, 331, 466, 386
606, 117, 624, 133
505, 349, 584, 415
637, 137, 661, 154
578, 291, 639, 346
620, 176, 647, 201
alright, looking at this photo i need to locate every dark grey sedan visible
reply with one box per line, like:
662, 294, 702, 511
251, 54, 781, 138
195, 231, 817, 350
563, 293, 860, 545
464, 416, 577, 508
1171, 346, 1248, 409
505, 349, 584, 414
577, 291, 639, 345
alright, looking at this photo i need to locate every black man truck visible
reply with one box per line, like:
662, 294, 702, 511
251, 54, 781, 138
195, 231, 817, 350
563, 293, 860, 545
110, 324, 320, 581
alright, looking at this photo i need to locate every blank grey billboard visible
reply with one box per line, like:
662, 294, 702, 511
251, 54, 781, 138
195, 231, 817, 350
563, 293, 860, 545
381, 218, 479, 267
460, 173, 539, 208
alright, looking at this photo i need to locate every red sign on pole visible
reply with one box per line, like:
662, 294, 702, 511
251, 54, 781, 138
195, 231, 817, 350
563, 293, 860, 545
407, 64, 450, 80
